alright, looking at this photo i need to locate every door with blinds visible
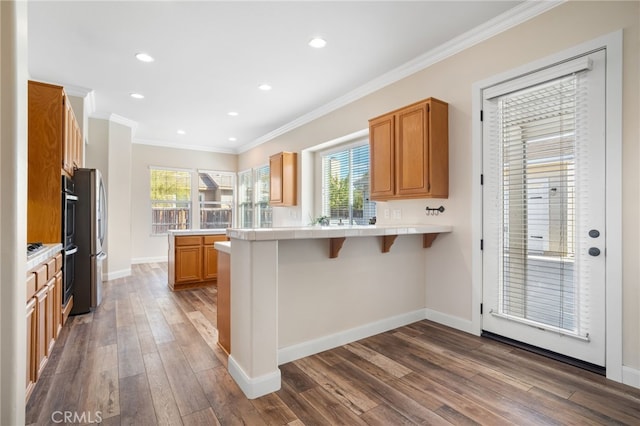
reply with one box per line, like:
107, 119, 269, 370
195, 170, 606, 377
482, 50, 606, 366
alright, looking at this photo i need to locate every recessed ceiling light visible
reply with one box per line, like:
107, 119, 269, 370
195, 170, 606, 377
308, 37, 327, 48
130, 93, 144, 99
228, 137, 237, 142
177, 130, 186, 135
135, 52, 154, 62
227, 111, 239, 116
258, 83, 272, 91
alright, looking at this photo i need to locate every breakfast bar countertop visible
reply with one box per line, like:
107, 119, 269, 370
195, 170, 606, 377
227, 224, 453, 241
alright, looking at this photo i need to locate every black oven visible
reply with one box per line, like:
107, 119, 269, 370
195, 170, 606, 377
62, 176, 78, 306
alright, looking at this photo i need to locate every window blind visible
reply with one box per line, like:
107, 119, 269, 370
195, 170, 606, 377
485, 71, 591, 339
255, 165, 272, 228
238, 170, 253, 228
321, 143, 375, 225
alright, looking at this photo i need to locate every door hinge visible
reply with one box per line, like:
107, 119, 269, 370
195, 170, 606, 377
480, 303, 483, 315
480, 174, 484, 185
480, 239, 484, 250
480, 110, 483, 122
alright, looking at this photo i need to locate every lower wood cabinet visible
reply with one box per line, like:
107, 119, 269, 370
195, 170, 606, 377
25, 297, 37, 402
216, 249, 231, 355
168, 234, 228, 290
26, 251, 63, 402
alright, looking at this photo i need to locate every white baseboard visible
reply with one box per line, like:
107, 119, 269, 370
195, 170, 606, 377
424, 308, 476, 335
623, 366, 640, 389
228, 355, 281, 399
278, 309, 427, 365
131, 256, 167, 265
104, 268, 131, 281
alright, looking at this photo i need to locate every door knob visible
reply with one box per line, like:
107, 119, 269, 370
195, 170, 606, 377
589, 229, 600, 238
589, 247, 601, 256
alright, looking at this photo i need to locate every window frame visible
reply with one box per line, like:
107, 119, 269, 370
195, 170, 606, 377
318, 138, 375, 226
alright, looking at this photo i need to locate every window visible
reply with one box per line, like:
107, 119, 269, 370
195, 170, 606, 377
321, 143, 375, 225
198, 171, 235, 229
237, 165, 272, 228
150, 168, 191, 234
238, 170, 254, 228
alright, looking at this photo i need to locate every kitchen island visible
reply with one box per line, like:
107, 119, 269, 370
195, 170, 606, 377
167, 229, 227, 290
225, 224, 452, 399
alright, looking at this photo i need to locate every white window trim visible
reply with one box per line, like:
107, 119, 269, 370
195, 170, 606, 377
471, 31, 622, 382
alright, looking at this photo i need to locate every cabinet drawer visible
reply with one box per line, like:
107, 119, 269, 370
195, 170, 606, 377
46, 258, 57, 280
33, 265, 47, 291
204, 235, 226, 245
176, 236, 202, 246
27, 273, 37, 301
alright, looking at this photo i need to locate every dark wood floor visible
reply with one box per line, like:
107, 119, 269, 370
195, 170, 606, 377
26, 263, 640, 425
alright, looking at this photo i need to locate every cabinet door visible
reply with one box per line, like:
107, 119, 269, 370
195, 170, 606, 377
217, 251, 231, 354
369, 114, 395, 200
35, 285, 49, 378
396, 103, 429, 197
269, 153, 283, 204
269, 152, 297, 206
203, 235, 227, 280
26, 298, 37, 401
45, 278, 56, 356
175, 245, 203, 283
54, 271, 63, 338
62, 97, 74, 176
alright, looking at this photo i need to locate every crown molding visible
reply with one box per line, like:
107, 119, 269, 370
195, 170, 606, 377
238, 0, 564, 153
90, 112, 139, 131
133, 138, 237, 155
63, 83, 92, 98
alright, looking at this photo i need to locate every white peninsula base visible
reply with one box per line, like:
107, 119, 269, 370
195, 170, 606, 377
226, 224, 453, 399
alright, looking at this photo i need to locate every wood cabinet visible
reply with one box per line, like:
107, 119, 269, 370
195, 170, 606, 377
28, 80, 84, 244
26, 252, 63, 402
269, 151, 297, 206
25, 298, 37, 402
216, 248, 231, 355
169, 234, 228, 290
369, 98, 448, 200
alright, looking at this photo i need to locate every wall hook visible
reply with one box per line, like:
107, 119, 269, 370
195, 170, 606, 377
425, 205, 445, 216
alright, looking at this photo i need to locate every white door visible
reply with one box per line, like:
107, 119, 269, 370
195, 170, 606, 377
482, 50, 606, 366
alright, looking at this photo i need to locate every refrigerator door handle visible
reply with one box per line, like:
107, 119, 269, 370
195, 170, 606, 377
97, 252, 107, 260
64, 245, 78, 256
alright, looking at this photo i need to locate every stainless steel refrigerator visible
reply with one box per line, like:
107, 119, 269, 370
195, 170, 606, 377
71, 168, 107, 315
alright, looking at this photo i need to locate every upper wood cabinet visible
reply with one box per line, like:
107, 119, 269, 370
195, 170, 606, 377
269, 151, 297, 206
28, 80, 83, 243
369, 98, 448, 200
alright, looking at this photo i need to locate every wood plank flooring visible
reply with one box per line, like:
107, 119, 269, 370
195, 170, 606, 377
26, 263, 640, 425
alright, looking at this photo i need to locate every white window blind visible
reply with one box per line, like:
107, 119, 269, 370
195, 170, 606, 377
238, 170, 254, 228
255, 165, 272, 228
485, 71, 591, 339
321, 143, 375, 225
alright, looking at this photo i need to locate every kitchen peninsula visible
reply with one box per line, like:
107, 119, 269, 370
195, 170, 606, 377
225, 224, 452, 399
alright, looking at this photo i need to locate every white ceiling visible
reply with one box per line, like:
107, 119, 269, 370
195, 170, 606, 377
28, 1, 526, 154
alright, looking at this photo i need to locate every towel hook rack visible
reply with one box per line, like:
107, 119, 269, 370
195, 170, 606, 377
425, 205, 445, 216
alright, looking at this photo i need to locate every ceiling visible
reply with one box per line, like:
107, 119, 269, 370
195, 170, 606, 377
28, 1, 525, 154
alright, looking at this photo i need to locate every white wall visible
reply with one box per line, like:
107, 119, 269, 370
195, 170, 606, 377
0, 2, 28, 423
237, 1, 640, 372
130, 143, 236, 263
86, 117, 133, 280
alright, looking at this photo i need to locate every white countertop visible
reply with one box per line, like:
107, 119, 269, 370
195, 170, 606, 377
167, 229, 227, 236
26, 243, 63, 271
213, 241, 231, 254
227, 224, 453, 241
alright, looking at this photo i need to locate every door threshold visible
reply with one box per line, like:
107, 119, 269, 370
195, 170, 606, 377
481, 330, 606, 376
